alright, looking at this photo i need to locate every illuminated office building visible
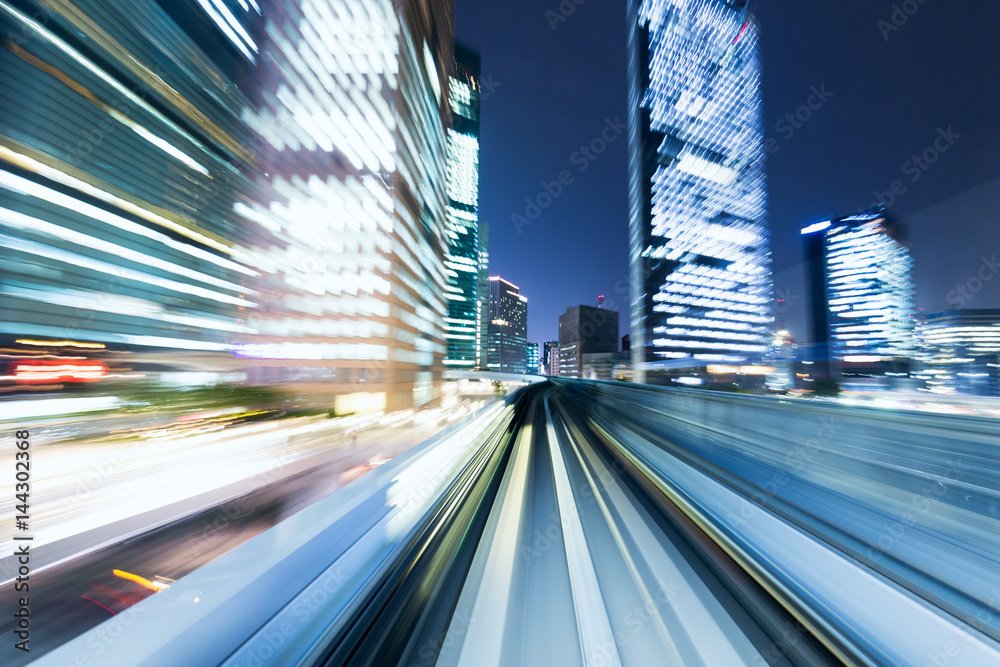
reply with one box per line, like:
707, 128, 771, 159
802, 205, 915, 380
443, 45, 482, 370
626, 0, 772, 382
487, 276, 527, 374
237, 0, 455, 412
0, 0, 263, 381
526, 342, 539, 375
916, 310, 1000, 396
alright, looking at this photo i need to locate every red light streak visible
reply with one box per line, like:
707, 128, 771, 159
81, 595, 116, 616
7, 359, 108, 383
733, 20, 750, 44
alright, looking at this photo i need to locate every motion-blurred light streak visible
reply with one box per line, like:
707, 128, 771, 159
1, 0, 456, 408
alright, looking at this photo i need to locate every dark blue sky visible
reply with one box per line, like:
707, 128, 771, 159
456, 0, 1000, 349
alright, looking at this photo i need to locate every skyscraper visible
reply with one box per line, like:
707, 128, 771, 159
802, 205, 915, 381
487, 276, 527, 374
1, 0, 456, 410
443, 45, 482, 370
236, 0, 455, 412
627, 0, 772, 382
543, 341, 560, 375
0, 0, 263, 374
559, 306, 618, 378
526, 342, 539, 375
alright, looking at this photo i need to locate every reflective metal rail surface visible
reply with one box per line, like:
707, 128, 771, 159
37, 381, 1000, 666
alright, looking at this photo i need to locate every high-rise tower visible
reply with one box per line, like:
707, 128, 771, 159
802, 205, 915, 381
444, 45, 482, 370
486, 276, 527, 374
239, 0, 455, 412
627, 0, 772, 382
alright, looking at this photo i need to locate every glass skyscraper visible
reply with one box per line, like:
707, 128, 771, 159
526, 342, 539, 375
486, 276, 527, 374
626, 0, 772, 381
0, 0, 263, 368
802, 205, 915, 379
443, 45, 482, 370
558, 305, 619, 378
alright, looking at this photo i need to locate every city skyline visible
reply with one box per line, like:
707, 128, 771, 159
457, 0, 1000, 349
2, 3, 999, 664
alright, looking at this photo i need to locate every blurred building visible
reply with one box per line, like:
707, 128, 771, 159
543, 341, 560, 376
916, 309, 1000, 396
559, 305, 618, 378
0, 0, 457, 410
443, 45, 482, 371
802, 205, 915, 387
626, 0, 772, 384
526, 342, 539, 375
0, 0, 265, 385
621, 334, 631, 353
486, 276, 527, 374
235, 0, 455, 412
476, 220, 490, 370
581, 352, 632, 382
765, 329, 796, 391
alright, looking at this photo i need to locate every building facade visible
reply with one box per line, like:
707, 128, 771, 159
559, 306, 618, 378
487, 276, 527, 374
916, 310, 1000, 396
543, 341, 560, 375
627, 0, 772, 382
443, 45, 482, 370
238, 0, 455, 412
526, 342, 539, 375
802, 205, 915, 383
476, 221, 491, 369
0, 1, 457, 410
0, 0, 264, 389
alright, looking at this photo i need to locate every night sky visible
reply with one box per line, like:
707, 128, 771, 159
455, 0, 1000, 349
